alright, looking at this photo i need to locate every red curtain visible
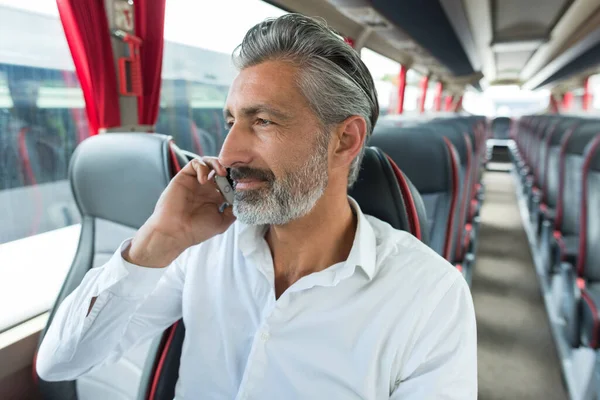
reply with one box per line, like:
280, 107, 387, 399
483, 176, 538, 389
135, 0, 167, 126
57, 0, 121, 135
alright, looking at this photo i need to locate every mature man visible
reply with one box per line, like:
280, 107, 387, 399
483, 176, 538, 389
37, 14, 477, 399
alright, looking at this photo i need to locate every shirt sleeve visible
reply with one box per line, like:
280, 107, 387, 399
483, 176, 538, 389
390, 274, 477, 399
36, 239, 187, 381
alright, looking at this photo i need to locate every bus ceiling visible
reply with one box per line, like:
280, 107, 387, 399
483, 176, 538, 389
269, 0, 600, 93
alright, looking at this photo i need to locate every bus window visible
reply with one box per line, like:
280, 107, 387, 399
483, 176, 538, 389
424, 78, 437, 112
403, 69, 423, 115
463, 85, 550, 117
360, 48, 401, 116
0, 6, 87, 246
157, 0, 287, 155
0, 3, 87, 332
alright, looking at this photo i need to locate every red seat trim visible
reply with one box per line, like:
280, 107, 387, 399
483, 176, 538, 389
442, 138, 460, 261
454, 134, 473, 260
147, 320, 180, 400
385, 155, 422, 241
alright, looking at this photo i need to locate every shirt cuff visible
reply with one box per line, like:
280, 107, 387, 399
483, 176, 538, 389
102, 239, 168, 298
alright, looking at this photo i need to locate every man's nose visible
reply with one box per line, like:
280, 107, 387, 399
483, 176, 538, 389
218, 123, 253, 168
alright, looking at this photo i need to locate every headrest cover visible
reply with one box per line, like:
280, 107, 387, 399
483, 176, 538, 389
349, 147, 410, 233
425, 123, 468, 167
548, 119, 579, 146
69, 133, 174, 228
566, 122, 600, 155
369, 129, 452, 194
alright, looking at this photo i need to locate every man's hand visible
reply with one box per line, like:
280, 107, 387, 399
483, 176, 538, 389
126, 157, 235, 268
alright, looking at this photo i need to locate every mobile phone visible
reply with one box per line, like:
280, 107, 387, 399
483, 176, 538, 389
214, 170, 235, 205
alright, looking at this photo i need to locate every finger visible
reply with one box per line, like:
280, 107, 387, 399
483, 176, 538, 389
207, 169, 216, 181
189, 159, 212, 184
202, 157, 228, 176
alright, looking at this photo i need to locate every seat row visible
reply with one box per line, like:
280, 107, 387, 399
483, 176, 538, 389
371, 115, 490, 284
512, 114, 600, 398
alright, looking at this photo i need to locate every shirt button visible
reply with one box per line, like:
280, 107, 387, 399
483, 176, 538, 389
260, 331, 270, 341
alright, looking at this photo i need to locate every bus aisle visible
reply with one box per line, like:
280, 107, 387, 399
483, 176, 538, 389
472, 168, 567, 400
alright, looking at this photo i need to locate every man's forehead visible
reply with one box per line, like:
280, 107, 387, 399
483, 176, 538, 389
225, 61, 308, 114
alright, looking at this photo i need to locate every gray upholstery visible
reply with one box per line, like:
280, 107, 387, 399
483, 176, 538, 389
492, 117, 510, 140
70, 134, 174, 229
545, 148, 562, 208
426, 123, 474, 262
535, 118, 560, 187
421, 193, 447, 256
586, 172, 600, 281
561, 156, 584, 235
369, 128, 457, 260
38, 133, 182, 400
542, 119, 579, 204
557, 123, 600, 234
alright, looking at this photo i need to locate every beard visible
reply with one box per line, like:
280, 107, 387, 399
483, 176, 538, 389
231, 135, 329, 226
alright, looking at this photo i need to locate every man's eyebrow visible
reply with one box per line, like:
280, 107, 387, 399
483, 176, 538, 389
223, 105, 292, 121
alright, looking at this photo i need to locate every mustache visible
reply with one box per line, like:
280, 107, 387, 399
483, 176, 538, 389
230, 166, 275, 183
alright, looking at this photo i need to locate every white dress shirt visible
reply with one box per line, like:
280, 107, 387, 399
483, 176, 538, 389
37, 198, 477, 399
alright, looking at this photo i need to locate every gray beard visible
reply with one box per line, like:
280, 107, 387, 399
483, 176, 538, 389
232, 145, 329, 226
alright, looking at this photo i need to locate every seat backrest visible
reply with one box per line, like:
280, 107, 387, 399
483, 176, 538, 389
544, 118, 580, 208
35, 133, 186, 400
492, 117, 511, 140
533, 116, 560, 187
424, 122, 472, 262
556, 122, 600, 235
349, 146, 429, 242
369, 127, 459, 261
145, 145, 432, 400
580, 135, 600, 282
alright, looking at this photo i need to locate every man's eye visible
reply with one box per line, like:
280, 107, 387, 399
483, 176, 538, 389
256, 118, 273, 126
224, 121, 233, 130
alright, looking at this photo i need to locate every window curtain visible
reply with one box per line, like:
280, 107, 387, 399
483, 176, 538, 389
57, 0, 121, 135
135, 0, 167, 126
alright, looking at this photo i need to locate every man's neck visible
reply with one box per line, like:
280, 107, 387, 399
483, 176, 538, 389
265, 191, 357, 299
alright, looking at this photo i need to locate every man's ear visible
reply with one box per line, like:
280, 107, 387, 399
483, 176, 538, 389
331, 115, 367, 171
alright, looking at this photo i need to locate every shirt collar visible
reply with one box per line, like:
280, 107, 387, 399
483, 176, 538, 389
237, 196, 378, 280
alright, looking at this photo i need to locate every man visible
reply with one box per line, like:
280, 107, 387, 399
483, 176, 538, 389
37, 14, 477, 399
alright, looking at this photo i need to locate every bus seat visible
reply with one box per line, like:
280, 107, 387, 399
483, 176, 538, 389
143, 145, 431, 400
534, 118, 580, 236
369, 128, 460, 264
539, 118, 582, 273
492, 117, 511, 140
350, 146, 429, 243
426, 122, 478, 278
559, 134, 600, 348
546, 122, 600, 279
35, 133, 186, 400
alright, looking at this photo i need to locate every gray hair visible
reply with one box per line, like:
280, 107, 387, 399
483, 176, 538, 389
232, 14, 379, 187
